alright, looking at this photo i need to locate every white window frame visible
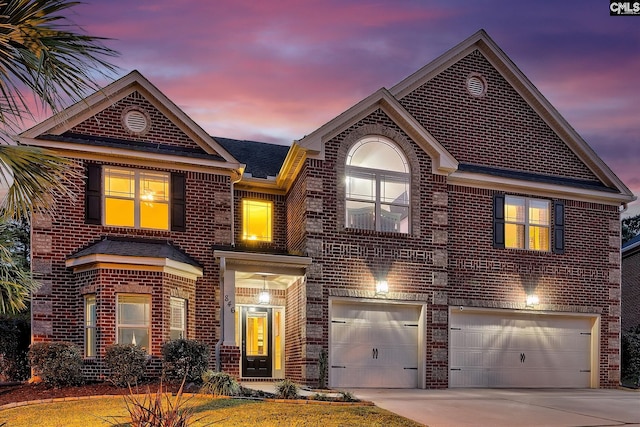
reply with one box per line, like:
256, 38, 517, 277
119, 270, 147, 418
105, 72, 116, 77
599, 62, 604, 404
170, 297, 187, 340
504, 195, 551, 251
84, 295, 96, 357
116, 294, 151, 351
103, 167, 170, 230
345, 138, 410, 233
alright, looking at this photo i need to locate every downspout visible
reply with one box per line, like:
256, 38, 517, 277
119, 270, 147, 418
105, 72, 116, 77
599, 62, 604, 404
215, 171, 243, 372
618, 202, 627, 386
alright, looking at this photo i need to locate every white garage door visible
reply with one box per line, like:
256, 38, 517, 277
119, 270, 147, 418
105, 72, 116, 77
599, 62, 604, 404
450, 310, 594, 388
330, 301, 421, 388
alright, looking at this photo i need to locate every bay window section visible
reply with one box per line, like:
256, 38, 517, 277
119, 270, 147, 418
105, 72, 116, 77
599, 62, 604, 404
84, 295, 96, 357
170, 297, 186, 340
117, 295, 151, 350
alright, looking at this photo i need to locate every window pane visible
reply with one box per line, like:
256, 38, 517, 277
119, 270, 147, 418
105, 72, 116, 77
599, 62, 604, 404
242, 200, 272, 241
505, 197, 525, 222
170, 298, 186, 340
140, 202, 169, 230
85, 296, 96, 357
346, 201, 375, 230
105, 198, 135, 227
347, 138, 408, 173
118, 296, 150, 325
529, 200, 550, 226
381, 175, 409, 204
380, 204, 408, 233
505, 223, 524, 248
346, 173, 375, 201
140, 172, 169, 202
529, 226, 550, 251
118, 328, 149, 349
105, 169, 134, 198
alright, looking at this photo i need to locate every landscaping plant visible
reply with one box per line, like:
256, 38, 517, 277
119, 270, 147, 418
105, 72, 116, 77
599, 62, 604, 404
104, 343, 148, 387
0, 314, 30, 381
275, 378, 299, 399
120, 380, 199, 427
28, 341, 83, 386
162, 339, 210, 383
622, 325, 640, 386
201, 370, 240, 396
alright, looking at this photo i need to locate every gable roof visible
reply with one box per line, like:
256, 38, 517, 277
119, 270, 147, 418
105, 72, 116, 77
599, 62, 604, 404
18, 71, 244, 174
390, 29, 634, 202
290, 29, 634, 205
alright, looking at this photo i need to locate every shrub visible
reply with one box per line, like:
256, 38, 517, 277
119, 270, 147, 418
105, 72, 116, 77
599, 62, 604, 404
0, 314, 30, 381
162, 339, 209, 383
105, 344, 147, 387
201, 370, 240, 396
622, 325, 640, 386
312, 392, 330, 401
28, 342, 83, 386
318, 348, 328, 389
339, 390, 358, 402
275, 378, 299, 399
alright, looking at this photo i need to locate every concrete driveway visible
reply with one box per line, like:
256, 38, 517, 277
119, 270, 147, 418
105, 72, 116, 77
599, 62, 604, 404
350, 388, 640, 427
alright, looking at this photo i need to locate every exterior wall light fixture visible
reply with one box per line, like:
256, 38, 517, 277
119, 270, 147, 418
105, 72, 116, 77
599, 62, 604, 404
376, 280, 389, 295
258, 275, 270, 305
526, 294, 539, 307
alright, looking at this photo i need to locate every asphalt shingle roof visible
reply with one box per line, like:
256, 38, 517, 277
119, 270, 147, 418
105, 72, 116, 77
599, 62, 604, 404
69, 237, 201, 267
215, 137, 289, 179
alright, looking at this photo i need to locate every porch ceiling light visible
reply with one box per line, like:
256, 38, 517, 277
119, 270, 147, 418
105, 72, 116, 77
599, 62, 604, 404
258, 275, 270, 305
376, 280, 389, 295
526, 294, 539, 307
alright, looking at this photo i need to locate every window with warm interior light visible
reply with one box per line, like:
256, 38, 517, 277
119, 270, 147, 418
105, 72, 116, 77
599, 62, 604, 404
117, 294, 151, 351
242, 199, 272, 242
170, 297, 186, 340
104, 167, 169, 230
84, 295, 96, 357
345, 136, 410, 233
505, 196, 550, 251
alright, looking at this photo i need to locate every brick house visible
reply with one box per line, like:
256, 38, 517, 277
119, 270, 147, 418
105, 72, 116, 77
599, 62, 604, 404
20, 30, 635, 388
622, 234, 640, 333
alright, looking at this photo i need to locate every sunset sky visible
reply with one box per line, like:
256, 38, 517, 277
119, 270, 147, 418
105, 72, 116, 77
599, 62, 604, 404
59, 0, 639, 215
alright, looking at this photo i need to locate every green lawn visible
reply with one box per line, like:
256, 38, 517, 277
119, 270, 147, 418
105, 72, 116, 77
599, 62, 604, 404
0, 396, 424, 427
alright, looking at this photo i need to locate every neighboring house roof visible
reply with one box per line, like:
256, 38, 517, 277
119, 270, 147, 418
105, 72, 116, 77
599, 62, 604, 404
623, 233, 640, 255
215, 137, 290, 179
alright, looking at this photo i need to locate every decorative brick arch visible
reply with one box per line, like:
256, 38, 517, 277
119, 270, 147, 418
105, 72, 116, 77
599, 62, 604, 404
336, 124, 422, 236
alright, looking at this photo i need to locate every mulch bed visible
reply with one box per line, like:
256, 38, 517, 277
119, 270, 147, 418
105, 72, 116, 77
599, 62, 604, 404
0, 380, 188, 407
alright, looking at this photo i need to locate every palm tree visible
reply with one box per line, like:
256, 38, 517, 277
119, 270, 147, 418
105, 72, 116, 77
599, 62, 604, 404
0, 0, 117, 313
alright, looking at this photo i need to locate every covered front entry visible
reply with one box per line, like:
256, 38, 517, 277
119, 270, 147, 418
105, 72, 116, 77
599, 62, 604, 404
237, 305, 285, 378
329, 299, 425, 388
449, 308, 599, 388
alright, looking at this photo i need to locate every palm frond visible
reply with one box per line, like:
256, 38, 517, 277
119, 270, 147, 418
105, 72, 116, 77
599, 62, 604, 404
0, 144, 80, 220
0, 0, 118, 129
0, 228, 38, 313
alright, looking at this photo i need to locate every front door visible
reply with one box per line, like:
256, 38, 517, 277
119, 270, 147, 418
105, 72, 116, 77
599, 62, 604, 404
242, 307, 272, 377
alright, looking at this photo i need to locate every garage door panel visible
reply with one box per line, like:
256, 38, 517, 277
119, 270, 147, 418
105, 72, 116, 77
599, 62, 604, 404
330, 302, 421, 389
450, 311, 593, 388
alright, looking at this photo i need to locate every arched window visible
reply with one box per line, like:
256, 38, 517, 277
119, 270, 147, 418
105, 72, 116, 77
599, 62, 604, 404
345, 136, 410, 233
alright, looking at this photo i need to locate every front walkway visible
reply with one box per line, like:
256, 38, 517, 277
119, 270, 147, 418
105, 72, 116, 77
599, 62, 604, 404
350, 388, 640, 427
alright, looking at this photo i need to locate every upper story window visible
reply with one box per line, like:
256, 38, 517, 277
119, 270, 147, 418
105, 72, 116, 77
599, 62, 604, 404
494, 194, 564, 253
242, 199, 272, 242
104, 167, 169, 230
345, 137, 410, 233
504, 196, 550, 251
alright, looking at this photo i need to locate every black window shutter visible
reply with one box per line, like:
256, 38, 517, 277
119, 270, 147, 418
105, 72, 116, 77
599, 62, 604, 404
493, 194, 505, 249
85, 163, 102, 224
171, 173, 186, 232
553, 201, 565, 254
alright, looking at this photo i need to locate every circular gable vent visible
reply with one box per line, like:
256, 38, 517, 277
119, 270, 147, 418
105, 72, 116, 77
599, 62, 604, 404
123, 109, 150, 134
466, 74, 487, 97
